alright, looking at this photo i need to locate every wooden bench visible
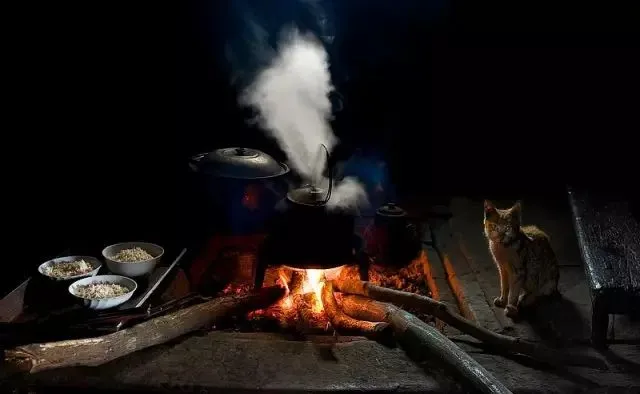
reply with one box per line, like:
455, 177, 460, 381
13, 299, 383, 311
568, 187, 640, 347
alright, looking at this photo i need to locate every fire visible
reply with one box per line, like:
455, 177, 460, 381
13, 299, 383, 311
277, 269, 293, 309
301, 269, 325, 314
262, 265, 348, 332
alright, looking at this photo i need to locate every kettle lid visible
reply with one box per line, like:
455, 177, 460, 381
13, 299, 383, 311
287, 185, 328, 207
191, 147, 289, 179
376, 203, 407, 217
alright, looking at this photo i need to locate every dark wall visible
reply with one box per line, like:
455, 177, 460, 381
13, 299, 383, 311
5, 1, 639, 292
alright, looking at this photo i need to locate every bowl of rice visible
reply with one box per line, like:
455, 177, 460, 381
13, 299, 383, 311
69, 275, 137, 310
102, 242, 164, 277
38, 256, 102, 281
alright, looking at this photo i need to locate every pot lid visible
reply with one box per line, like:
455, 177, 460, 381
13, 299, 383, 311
287, 185, 329, 207
192, 147, 289, 179
376, 203, 407, 217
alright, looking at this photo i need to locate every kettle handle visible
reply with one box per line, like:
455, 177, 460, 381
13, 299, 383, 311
321, 144, 333, 205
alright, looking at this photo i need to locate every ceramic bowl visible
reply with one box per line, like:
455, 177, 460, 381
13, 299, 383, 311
38, 256, 102, 281
102, 242, 164, 277
68, 274, 137, 310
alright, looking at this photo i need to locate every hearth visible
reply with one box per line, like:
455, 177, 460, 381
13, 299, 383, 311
188, 229, 434, 336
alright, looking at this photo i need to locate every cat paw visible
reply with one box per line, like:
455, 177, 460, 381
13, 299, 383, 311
493, 297, 506, 308
504, 304, 519, 319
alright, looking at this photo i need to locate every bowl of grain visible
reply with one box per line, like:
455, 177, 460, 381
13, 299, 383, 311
69, 275, 137, 310
38, 256, 102, 281
102, 242, 164, 277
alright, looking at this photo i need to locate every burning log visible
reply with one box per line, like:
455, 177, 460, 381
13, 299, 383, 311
294, 292, 329, 333
332, 279, 607, 370
3, 286, 285, 374
320, 281, 391, 341
341, 295, 512, 394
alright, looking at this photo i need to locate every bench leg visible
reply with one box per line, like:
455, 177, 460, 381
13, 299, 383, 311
592, 296, 609, 348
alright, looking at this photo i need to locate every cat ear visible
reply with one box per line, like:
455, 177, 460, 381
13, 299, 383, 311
484, 200, 496, 214
511, 200, 522, 213
511, 200, 522, 221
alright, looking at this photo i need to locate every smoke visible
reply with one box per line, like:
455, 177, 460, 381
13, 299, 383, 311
240, 26, 368, 213
326, 176, 369, 212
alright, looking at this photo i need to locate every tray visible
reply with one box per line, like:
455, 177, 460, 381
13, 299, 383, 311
0, 249, 186, 324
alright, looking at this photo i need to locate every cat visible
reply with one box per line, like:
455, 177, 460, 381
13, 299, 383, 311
483, 200, 560, 319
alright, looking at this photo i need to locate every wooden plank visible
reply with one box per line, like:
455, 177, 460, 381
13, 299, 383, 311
568, 189, 634, 293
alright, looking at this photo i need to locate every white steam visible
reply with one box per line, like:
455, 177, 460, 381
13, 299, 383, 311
241, 27, 368, 213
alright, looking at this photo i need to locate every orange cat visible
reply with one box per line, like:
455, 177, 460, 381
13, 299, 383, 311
484, 200, 560, 318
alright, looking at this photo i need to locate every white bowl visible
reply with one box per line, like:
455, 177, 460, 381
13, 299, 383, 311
68, 275, 137, 310
102, 242, 164, 277
38, 256, 102, 281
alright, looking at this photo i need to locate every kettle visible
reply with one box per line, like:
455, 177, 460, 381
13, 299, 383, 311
259, 144, 356, 270
368, 203, 422, 266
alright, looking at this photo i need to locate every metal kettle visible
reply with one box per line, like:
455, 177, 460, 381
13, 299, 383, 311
369, 203, 421, 266
260, 144, 356, 270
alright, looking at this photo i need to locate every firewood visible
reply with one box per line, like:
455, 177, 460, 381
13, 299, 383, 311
341, 295, 512, 394
331, 279, 607, 370
3, 286, 285, 374
320, 281, 391, 341
294, 292, 329, 333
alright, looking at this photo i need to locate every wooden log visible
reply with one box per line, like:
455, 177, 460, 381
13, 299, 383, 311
331, 279, 607, 370
341, 295, 512, 394
320, 281, 391, 341
294, 292, 329, 333
4, 286, 285, 374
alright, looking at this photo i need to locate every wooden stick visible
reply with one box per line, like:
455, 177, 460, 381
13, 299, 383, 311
4, 286, 285, 374
320, 281, 391, 341
332, 279, 607, 370
342, 295, 512, 394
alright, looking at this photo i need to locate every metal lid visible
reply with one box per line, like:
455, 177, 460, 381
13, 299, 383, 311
191, 147, 289, 179
287, 185, 329, 207
376, 203, 407, 217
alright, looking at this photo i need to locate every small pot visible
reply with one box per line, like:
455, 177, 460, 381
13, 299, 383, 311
369, 203, 422, 266
188, 147, 289, 235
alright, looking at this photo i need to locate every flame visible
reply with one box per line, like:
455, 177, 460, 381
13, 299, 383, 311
303, 269, 325, 314
274, 266, 345, 317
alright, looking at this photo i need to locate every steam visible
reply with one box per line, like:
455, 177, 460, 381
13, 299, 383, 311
326, 176, 369, 212
241, 27, 368, 213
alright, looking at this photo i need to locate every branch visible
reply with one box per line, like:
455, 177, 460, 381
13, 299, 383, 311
4, 286, 285, 374
331, 279, 606, 370
342, 295, 512, 394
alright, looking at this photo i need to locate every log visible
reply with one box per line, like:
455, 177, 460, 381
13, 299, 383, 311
320, 281, 391, 341
4, 285, 285, 374
294, 292, 329, 333
331, 279, 607, 370
342, 295, 512, 394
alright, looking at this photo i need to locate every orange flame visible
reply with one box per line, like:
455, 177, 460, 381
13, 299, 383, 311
273, 266, 345, 316
302, 269, 325, 314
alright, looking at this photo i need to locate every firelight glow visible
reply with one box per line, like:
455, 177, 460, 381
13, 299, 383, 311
276, 265, 345, 315
303, 269, 325, 314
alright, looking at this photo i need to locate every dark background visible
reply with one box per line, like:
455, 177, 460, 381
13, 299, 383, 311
4, 1, 639, 293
